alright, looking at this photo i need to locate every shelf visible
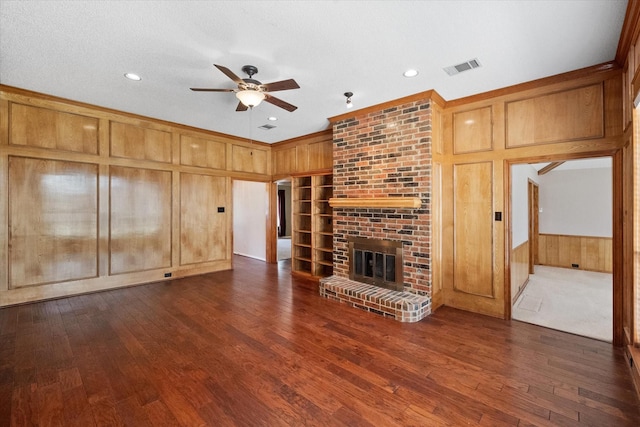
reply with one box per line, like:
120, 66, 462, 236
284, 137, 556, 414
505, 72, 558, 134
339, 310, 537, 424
329, 197, 422, 209
292, 173, 333, 280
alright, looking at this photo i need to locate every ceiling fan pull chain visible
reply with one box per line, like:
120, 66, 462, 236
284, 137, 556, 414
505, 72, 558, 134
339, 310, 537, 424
249, 106, 253, 156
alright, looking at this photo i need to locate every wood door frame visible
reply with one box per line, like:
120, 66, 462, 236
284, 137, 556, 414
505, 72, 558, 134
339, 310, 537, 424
505, 152, 622, 345
528, 180, 539, 274
268, 178, 293, 264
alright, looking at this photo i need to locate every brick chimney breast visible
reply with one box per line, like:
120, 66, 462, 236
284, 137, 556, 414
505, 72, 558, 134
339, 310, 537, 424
331, 99, 432, 299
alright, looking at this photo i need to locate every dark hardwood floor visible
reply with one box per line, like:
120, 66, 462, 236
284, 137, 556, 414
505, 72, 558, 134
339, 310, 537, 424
1, 255, 639, 426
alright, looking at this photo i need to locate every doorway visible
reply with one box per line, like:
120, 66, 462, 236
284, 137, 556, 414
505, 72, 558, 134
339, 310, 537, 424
510, 158, 613, 341
276, 180, 292, 261
233, 180, 268, 261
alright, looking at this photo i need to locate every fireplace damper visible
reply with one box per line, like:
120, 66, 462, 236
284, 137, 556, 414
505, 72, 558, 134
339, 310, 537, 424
348, 237, 404, 291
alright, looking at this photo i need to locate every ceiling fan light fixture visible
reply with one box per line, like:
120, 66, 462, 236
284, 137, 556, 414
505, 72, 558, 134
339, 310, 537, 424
236, 90, 266, 107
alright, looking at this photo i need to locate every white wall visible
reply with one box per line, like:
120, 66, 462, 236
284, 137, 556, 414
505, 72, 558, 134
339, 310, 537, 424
538, 165, 611, 238
511, 164, 539, 248
233, 180, 267, 260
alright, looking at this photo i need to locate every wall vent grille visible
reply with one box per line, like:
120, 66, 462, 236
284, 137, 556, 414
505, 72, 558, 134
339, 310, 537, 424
444, 58, 481, 76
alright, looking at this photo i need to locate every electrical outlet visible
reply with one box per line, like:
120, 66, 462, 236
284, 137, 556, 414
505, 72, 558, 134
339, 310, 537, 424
164, 272, 172, 278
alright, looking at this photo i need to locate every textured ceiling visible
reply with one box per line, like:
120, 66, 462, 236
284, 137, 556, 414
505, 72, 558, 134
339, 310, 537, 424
0, 0, 628, 143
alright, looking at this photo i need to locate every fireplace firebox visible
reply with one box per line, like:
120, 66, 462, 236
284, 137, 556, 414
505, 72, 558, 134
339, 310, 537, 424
348, 237, 404, 291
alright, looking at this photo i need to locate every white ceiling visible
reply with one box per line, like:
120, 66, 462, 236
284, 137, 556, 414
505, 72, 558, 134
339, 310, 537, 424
0, 0, 628, 144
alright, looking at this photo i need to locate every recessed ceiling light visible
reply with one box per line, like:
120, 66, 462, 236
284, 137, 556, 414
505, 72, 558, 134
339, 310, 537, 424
403, 69, 419, 78
124, 72, 142, 81
268, 116, 278, 121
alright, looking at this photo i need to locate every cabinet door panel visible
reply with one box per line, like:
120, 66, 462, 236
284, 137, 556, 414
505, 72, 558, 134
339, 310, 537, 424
180, 135, 226, 170
9, 157, 98, 288
110, 122, 172, 163
453, 107, 493, 154
10, 103, 99, 154
232, 145, 267, 174
453, 162, 494, 297
506, 84, 604, 147
180, 173, 228, 264
110, 166, 172, 274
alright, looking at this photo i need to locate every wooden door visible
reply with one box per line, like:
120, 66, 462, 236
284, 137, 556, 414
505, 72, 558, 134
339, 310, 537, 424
180, 173, 229, 265
443, 161, 505, 317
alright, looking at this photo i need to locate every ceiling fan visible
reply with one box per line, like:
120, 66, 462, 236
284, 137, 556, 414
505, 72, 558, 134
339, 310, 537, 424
190, 64, 300, 112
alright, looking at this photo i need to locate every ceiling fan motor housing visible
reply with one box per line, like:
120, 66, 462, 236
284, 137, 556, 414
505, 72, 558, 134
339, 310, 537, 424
242, 65, 259, 78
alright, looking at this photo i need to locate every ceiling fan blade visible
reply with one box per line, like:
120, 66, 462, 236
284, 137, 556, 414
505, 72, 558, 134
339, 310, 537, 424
264, 94, 297, 112
214, 64, 244, 85
190, 88, 235, 92
262, 79, 300, 92
236, 101, 249, 112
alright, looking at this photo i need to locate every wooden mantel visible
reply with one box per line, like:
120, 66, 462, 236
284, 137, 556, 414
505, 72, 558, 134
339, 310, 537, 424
328, 197, 422, 209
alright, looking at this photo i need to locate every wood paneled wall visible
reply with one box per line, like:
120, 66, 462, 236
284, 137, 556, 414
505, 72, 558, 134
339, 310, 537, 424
538, 234, 613, 273
0, 86, 271, 306
617, 0, 640, 354
437, 63, 623, 320
271, 130, 333, 180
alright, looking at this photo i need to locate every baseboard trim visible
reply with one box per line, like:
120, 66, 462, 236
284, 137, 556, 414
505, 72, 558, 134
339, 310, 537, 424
512, 277, 530, 305
626, 346, 640, 400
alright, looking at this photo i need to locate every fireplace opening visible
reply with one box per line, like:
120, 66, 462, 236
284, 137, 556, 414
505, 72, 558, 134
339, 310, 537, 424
348, 237, 404, 291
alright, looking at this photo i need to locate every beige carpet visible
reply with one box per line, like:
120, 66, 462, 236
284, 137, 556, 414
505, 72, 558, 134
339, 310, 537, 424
512, 266, 612, 342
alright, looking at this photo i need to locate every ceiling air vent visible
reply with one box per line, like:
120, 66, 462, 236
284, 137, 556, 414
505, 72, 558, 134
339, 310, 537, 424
258, 124, 277, 130
443, 58, 481, 76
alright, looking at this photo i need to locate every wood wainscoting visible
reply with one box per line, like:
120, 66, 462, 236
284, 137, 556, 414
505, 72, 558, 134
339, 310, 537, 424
538, 234, 612, 273
510, 240, 530, 304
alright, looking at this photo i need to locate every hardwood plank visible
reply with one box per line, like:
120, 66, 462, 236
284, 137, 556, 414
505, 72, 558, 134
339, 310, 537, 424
143, 400, 182, 427
10, 385, 37, 427
1, 255, 639, 426
90, 396, 124, 427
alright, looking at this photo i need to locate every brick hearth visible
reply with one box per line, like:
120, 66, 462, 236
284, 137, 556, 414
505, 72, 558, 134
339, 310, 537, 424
319, 276, 430, 322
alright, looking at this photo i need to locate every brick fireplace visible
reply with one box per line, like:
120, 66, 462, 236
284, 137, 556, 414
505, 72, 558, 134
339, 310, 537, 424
319, 97, 433, 322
